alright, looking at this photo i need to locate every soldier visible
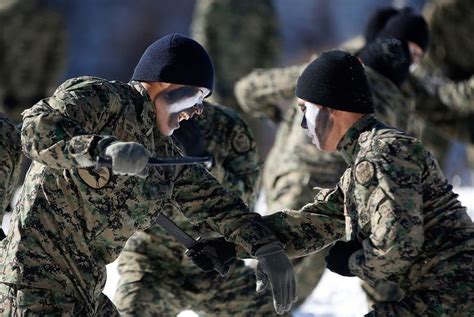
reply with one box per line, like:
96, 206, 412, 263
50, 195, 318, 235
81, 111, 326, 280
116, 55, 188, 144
0, 114, 22, 240
0, 0, 66, 123
191, 0, 280, 109
204, 51, 474, 316
235, 29, 421, 307
406, 0, 474, 163
0, 34, 296, 315
114, 100, 284, 316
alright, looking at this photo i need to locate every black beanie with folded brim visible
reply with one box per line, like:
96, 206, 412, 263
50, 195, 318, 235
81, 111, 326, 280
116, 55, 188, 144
358, 38, 411, 86
377, 13, 429, 52
132, 33, 214, 91
296, 50, 374, 114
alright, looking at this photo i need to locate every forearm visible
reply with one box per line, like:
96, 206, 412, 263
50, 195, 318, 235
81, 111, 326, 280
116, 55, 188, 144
234, 65, 304, 120
173, 164, 277, 255
262, 208, 344, 258
21, 98, 113, 169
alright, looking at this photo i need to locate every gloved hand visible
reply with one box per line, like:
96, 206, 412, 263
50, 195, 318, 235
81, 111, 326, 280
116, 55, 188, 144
104, 141, 150, 178
0, 229, 6, 241
255, 242, 297, 315
325, 239, 363, 277
185, 237, 237, 277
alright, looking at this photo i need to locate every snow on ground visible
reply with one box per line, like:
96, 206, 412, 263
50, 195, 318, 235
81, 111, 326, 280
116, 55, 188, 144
3, 187, 474, 316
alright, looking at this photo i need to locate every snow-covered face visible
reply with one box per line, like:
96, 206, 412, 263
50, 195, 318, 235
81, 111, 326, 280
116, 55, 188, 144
154, 86, 209, 136
299, 100, 334, 150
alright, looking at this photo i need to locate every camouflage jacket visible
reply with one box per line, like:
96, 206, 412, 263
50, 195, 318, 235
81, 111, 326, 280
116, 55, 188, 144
119, 101, 261, 269
0, 114, 22, 218
235, 61, 414, 205
0, 77, 276, 308
263, 115, 474, 290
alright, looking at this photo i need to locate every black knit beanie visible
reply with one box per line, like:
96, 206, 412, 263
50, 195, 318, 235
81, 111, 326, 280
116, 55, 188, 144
364, 7, 415, 42
132, 33, 214, 91
364, 7, 400, 42
377, 13, 429, 52
296, 50, 374, 113
358, 38, 411, 86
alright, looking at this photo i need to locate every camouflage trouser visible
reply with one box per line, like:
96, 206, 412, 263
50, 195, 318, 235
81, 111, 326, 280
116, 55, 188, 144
0, 283, 119, 316
366, 252, 474, 317
114, 258, 283, 317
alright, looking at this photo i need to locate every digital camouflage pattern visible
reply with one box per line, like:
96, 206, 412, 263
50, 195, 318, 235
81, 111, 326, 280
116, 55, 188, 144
423, 0, 474, 79
404, 0, 474, 169
0, 0, 66, 123
436, 75, 474, 113
235, 58, 414, 305
0, 114, 22, 224
114, 101, 280, 316
0, 77, 279, 315
262, 115, 474, 316
191, 0, 280, 109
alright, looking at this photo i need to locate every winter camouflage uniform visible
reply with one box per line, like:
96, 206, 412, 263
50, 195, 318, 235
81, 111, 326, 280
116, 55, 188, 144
191, 0, 280, 109
262, 115, 474, 316
235, 60, 413, 305
406, 0, 474, 169
0, 0, 66, 123
0, 114, 22, 230
114, 101, 280, 316
0, 77, 280, 315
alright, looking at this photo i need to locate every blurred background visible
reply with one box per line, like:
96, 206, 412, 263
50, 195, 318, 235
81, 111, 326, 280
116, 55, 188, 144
1, 0, 473, 316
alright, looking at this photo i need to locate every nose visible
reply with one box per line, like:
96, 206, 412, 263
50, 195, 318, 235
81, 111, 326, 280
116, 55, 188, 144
301, 116, 308, 129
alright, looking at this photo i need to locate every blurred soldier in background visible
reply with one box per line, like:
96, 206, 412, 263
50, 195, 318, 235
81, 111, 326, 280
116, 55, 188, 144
0, 0, 66, 123
0, 0, 66, 193
114, 100, 284, 316
234, 17, 421, 306
191, 0, 280, 110
409, 0, 474, 173
0, 114, 22, 240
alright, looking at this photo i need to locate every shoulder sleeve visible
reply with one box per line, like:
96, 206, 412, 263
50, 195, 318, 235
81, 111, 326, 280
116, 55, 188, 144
21, 78, 119, 169
349, 136, 425, 281
214, 106, 261, 207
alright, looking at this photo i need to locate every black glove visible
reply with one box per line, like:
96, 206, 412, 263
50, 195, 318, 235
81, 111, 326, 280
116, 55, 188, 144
255, 242, 298, 315
0, 229, 6, 241
185, 237, 237, 277
325, 239, 363, 277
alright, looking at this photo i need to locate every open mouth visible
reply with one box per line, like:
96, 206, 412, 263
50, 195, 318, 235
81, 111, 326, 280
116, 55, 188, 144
178, 112, 190, 122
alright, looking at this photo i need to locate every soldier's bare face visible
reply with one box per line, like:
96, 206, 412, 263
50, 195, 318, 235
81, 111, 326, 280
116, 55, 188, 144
408, 42, 424, 67
154, 86, 209, 136
298, 100, 333, 150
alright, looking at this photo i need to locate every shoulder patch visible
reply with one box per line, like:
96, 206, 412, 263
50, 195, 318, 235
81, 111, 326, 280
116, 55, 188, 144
78, 167, 111, 189
354, 160, 375, 185
232, 132, 251, 153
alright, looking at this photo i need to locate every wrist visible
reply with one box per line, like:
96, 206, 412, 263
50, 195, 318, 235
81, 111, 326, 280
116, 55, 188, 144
91, 136, 117, 160
255, 241, 284, 258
